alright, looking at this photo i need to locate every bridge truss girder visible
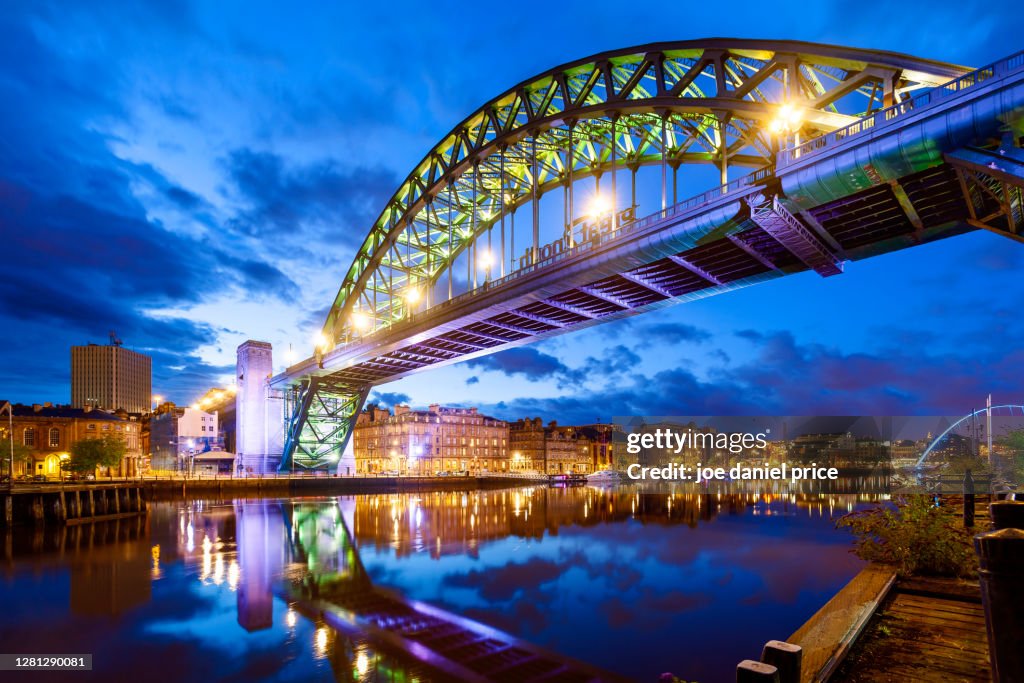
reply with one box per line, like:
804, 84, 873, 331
945, 148, 1024, 243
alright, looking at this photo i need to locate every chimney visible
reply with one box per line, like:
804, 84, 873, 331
84, 405, 93, 414
32, 404, 42, 412
43, 402, 52, 408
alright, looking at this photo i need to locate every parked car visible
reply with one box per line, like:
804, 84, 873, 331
381, 470, 400, 477
32, 474, 49, 482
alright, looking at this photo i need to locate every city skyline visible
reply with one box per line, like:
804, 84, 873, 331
2, 1, 1023, 426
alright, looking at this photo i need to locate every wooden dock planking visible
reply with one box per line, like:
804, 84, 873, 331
831, 576, 990, 683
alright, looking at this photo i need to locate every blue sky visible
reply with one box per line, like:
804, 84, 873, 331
1, 0, 1021, 422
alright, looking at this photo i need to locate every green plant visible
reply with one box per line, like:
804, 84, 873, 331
0, 437, 34, 475
64, 434, 126, 475
837, 495, 976, 578
997, 428, 1024, 481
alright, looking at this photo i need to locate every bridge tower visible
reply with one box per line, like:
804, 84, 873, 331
236, 340, 284, 473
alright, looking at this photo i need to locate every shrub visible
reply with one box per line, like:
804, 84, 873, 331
837, 495, 976, 578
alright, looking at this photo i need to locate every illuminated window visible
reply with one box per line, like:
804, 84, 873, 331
24, 428, 36, 447
48, 428, 60, 448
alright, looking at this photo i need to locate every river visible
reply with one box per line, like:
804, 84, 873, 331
0, 486, 877, 682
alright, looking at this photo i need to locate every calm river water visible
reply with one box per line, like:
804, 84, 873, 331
0, 487, 873, 682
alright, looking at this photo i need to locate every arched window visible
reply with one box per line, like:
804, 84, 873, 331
48, 428, 60, 448
24, 428, 36, 447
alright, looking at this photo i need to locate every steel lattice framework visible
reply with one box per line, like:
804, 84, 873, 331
321, 39, 964, 346
281, 40, 976, 471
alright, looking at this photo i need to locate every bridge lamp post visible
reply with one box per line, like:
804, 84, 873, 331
350, 311, 373, 335
587, 193, 612, 219
403, 286, 422, 313
477, 250, 494, 284
769, 103, 804, 158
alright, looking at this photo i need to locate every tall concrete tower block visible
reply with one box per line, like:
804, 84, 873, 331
236, 341, 284, 473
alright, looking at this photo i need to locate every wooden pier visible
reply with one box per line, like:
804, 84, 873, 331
832, 576, 989, 682
2, 483, 147, 526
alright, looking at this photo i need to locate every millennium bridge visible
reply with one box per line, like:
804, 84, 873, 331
233, 39, 1024, 472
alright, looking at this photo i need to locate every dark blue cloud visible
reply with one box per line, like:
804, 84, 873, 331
637, 322, 711, 346
224, 148, 399, 246
465, 348, 569, 382
0, 7, 298, 401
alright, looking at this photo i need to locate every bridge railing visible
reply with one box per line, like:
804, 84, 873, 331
778, 48, 1024, 166
359, 164, 775, 339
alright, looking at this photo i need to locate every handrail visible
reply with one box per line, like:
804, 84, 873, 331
333, 163, 775, 349
777, 48, 1024, 165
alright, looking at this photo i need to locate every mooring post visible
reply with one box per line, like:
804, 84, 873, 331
54, 491, 66, 522
3, 494, 11, 526
963, 469, 975, 528
760, 641, 801, 683
975, 528, 1024, 683
990, 500, 1024, 530
737, 659, 779, 682
31, 495, 44, 524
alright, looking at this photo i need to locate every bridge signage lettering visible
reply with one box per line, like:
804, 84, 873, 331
516, 205, 636, 270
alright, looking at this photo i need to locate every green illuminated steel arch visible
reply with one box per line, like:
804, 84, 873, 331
319, 39, 967, 350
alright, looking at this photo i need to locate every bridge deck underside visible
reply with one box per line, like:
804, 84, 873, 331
318, 162, 974, 391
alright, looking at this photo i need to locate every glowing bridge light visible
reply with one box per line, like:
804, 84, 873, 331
587, 193, 612, 217
403, 287, 422, 306
769, 102, 804, 134
313, 331, 329, 350
477, 249, 494, 269
350, 311, 372, 332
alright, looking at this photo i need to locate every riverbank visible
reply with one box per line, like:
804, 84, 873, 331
1, 475, 550, 524
142, 474, 549, 499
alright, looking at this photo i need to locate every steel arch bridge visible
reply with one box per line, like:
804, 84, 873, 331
262, 39, 1024, 472
917, 404, 1024, 466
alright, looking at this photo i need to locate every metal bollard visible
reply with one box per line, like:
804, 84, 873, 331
761, 640, 802, 683
737, 659, 779, 683
990, 500, 1024, 530
963, 469, 975, 528
974, 528, 1024, 683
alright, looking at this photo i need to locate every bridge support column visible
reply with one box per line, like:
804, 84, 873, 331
279, 379, 368, 474
237, 341, 284, 474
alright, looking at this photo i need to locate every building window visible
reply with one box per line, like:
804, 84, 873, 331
24, 428, 36, 447
88, 424, 96, 430
48, 428, 60, 448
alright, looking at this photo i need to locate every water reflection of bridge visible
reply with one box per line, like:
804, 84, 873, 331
219, 488, 880, 681
262, 495, 631, 682
132, 493, 880, 679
